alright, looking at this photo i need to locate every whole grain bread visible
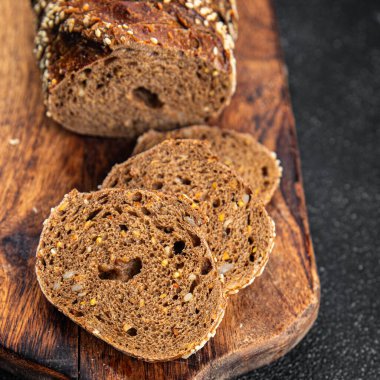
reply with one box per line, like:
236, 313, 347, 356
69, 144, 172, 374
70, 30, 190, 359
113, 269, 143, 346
102, 140, 276, 295
133, 126, 282, 204
36, 188, 226, 362
33, 1, 238, 137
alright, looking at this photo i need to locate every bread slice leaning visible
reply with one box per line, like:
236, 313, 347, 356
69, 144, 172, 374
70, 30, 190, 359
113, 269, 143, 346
33, 1, 237, 137
103, 140, 276, 295
35, 188, 226, 362
133, 125, 282, 205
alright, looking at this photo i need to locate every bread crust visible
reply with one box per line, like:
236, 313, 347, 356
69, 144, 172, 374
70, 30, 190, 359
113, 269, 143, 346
103, 140, 276, 295
33, 1, 238, 137
36, 188, 227, 361
133, 126, 283, 204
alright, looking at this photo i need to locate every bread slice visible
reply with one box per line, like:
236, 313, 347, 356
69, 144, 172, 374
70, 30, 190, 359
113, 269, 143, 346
133, 126, 282, 204
35, 188, 226, 362
103, 140, 276, 295
33, 1, 237, 137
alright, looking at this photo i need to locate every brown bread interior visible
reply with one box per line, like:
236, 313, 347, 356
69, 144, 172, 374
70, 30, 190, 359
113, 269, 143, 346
48, 45, 233, 138
103, 140, 276, 294
36, 188, 226, 361
133, 126, 282, 204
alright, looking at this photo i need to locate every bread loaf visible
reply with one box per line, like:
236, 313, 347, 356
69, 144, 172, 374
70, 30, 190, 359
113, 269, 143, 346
102, 140, 276, 295
33, 1, 238, 137
133, 125, 282, 204
36, 188, 226, 361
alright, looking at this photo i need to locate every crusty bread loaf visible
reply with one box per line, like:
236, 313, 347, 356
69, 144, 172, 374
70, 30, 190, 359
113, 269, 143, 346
33, 1, 238, 137
103, 140, 276, 295
133, 126, 282, 204
36, 188, 226, 361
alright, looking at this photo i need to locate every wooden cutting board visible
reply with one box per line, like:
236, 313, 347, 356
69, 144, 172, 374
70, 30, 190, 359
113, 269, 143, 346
0, 0, 320, 379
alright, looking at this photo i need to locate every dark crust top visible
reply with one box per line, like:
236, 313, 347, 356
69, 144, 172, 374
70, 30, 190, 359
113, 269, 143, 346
33, 1, 238, 38
33, 1, 236, 91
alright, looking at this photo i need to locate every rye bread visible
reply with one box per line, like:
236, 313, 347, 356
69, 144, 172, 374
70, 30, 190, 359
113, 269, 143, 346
102, 140, 276, 295
133, 126, 282, 204
36, 188, 226, 362
32, 1, 237, 137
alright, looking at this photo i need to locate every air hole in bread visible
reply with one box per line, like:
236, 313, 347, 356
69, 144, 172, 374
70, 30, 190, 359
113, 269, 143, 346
173, 240, 185, 255
248, 237, 254, 245
96, 83, 104, 90
263, 180, 270, 188
141, 207, 151, 216
188, 232, 201, 247
182, 178, 191, 185
249, 254, 255, 262
70, 309, 84, 318
212, 199, 221, 208
108, 179, 118, 187
98, 195, 110, 204
119, 224, 128, 232
86, 209, 102, 221
114, 206, 123, 214
176, 262, 184, 270
84, 68, 92, 77
152, 181, 163, 190
190, 278, 199, 293
128, 210, 138, 217
132, 192, 142, 202
133, 87, 164, 109
102, 212, 112, 219
95, 314, 105, 322
201, 258, 212, 275
104, 310, 111, 319
98, 258, 142, 282
225, 228, 231, 236
126, 327, 137, 336
262, 166, 269, 177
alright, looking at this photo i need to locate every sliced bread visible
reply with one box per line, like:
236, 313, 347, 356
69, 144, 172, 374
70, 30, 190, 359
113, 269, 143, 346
103, 140, 276, 295
133, 126, 282, 204
35, 188, 226, 361
33, 1, 237, 137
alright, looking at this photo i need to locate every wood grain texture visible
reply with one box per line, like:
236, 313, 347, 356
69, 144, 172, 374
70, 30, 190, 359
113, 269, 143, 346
0, 0, 320, 379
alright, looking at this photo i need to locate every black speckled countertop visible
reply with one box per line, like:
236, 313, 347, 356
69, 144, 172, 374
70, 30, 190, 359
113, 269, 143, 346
1, 0, 379, 379
240, 0, 380, 379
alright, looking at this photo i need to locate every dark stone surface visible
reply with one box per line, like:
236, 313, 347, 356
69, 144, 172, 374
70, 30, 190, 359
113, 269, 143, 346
239, 0, 380, 379
1, 0, 379, 379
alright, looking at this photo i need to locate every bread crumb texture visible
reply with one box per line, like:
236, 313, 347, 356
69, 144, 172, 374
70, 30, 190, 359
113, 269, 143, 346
133, 125, 282, 205
35, 188, 226, 362
33, 0, 238, 137
103, 139, 276, 295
